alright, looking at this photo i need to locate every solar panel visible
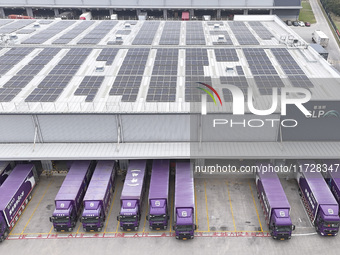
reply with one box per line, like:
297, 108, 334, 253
271, 48, 306, 76
109, 76, 142, 102
159, 22, 181, 45
132, 21, 160, 45
229, 22, 259, 45
248, 21, 274, 40
76, 21, 118, 45
243, 48, 278, 75
210, 30, 233, 45
186, 22, 206, 45
214, 49, 239, 62
185, 48, 209, 76
185, 76, 213, 102
74, 76, 105, 102
96, 48, 119, 65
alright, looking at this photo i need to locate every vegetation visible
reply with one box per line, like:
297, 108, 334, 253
322, 0, 340, 16
299, 1, 316, 23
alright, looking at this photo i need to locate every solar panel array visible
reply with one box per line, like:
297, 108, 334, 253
116, 30, 131, 35
109, 49, 149, 102
53, 21, 95, 44
159, 22, 181, 45
221, 76, 249, 102
0, 48, 59, 102
186, 22, 206, 45
77, 21, 117, 45
74, 76, 105, 102
185, 49, 212, 102
147, 49, 178, 102
0, 20, 34, 34
0, 47, 34, 76
243, 48, 284, 95
132, 22, 160, 45
214, 48, 239, 62
210, 30, 233, 45
248, 21, 274, 40
271, 48, 314, 88
96, 48, 119, 65
17, 28, 35, 34
229, 22, 259, 45
25, 48, 91, 102
22, 21, 76, 44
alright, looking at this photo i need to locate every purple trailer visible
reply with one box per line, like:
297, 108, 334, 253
297, 160, 340, 236
0, 164, 38, 242
323, 160, 340, 214
81, 161, 116, 232
173, 161, 196, 240
255, 163, 295, 240
117, 160, 147, 231
147, 160, 170, 230
0, 162, 12, 186
50, 161, 95, 232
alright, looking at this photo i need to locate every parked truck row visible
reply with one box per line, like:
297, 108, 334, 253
4, 159, 340, 243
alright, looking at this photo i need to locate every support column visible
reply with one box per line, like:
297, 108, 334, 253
217, 9, 221, 20
0, 8, 5, 19
163, 9, 167, 20
81, 8, 87, 13
109, 9, 114, 15
26, 7, 33, 17
189, 9, 194, 19
244, 9, 248, 15
136, 9, 141, 16
269, 9, 273, 15
54, 8, 59, 17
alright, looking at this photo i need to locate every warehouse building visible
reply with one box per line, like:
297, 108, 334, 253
0, 0, 302, 20
0, 15, 339, 171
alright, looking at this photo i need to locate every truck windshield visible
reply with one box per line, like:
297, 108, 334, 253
52, 217, 69, 223
120, 216, 137, 222
323, 222, 340, 228
177, 225, 193, 232
82, 217, 99, 224
149, 215, 166, 221
275, 226, 291, 232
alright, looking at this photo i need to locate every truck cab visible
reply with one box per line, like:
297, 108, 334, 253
270, 209, 295, 240
314, 205, 339, 236
174, 208, 196, 240
81, 201, 105, 232
148, 199, 169, 230
117, 200, 139, 231
50, 201, 75, 232
0, 214, 8, 242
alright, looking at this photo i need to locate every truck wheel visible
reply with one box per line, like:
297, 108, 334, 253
4, 230, 9, 238
98, 228, 102, 232
68, 228, 73, 232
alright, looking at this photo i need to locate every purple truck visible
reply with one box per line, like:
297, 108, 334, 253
173, 161, 197, 240
255, 163, 295, 240
117, 160, 147, 231
146, 160, 170, 230
0, 164, 38, 242
297, 160, 340, 236
0, 162, 12, 186
323, 160, 340, 214
81, 161, 116, 232
50, 161, 95, 232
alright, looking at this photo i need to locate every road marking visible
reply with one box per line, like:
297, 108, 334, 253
292, 232, 317, 236
20, 181, 52, 235
248, 182, 263, 232
104, 182, 119, 233
194, 182, 198, 230
204, 181, 210, 232
226, 181, 237, 232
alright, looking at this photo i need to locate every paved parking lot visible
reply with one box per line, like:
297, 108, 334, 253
4, 173, 315, 240
2, 172, 340, 254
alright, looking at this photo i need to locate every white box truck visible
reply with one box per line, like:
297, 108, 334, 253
312, 30, 329, 47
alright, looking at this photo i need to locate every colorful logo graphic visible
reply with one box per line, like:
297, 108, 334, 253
196, 82, 222, 106
323, 110, 340, 118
